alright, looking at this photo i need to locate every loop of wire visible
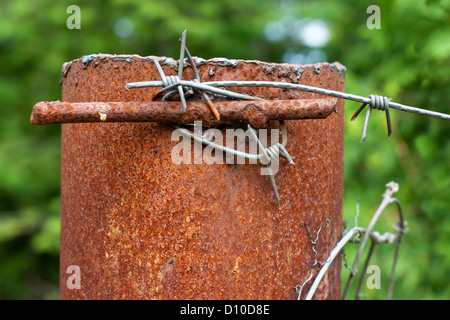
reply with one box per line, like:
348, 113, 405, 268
161, 74, 181, 88
265, 144, 292, 163
370, 95, 391, 111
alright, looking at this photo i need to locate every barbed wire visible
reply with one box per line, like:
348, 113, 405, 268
342, 181, 406, 299
125, 29, 449, 204
125, 30, 418, 300
301, 181, 408, 300
172, 121, 294, 204
130, 30, 295, 204
126, 33, 414, 298
295, 220, 329, 300
126, 30, 450, 144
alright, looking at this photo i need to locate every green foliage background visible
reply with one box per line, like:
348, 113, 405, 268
0, 0, 448, 299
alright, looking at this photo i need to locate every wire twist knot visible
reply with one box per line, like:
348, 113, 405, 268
369, 95, 391, 111
351, 94, 392, 143
161, 74, 181, 88
262, 143, 294, 165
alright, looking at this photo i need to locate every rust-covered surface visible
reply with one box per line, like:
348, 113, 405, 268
30, 98, 337, 128
58, 55, 345, 300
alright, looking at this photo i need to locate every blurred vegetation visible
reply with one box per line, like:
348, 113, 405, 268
0, 0, 448, 299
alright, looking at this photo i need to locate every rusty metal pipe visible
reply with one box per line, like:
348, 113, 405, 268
38, 55, 346, 300
30, 98, 337, 128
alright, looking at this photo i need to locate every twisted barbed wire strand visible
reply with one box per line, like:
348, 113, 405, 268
173, 121, 294, 204
126, 30, 448, 203
127, 78, 450, 143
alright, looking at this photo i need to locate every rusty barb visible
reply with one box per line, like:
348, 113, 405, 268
127, 30, 450, 144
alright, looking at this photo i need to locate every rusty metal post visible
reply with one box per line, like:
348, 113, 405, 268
53, 54, 345, 299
